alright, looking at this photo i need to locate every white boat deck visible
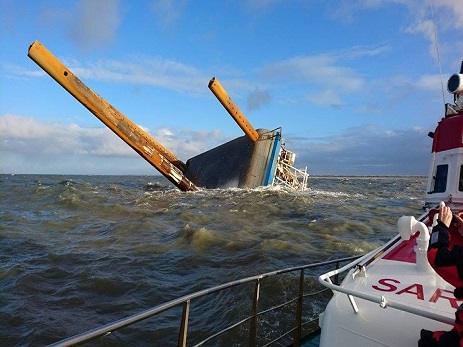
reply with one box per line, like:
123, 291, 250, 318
318, 212, 462, 346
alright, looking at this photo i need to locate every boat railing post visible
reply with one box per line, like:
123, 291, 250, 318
293, 269, 304, 347
334, 262, 340, 285
249, 278, 261, 346
348, 294, 359, 314
177, 300, 190, 347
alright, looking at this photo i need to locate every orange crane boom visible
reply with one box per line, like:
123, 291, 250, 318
208, 77, 259, 142
28, 40, 197, 191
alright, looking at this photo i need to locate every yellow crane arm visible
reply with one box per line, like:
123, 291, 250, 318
208, 77, 259, 142
28, 40, 196, 191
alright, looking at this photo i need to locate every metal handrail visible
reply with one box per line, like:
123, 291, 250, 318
318, 245, 455, 326
49, 255, 361, 347
273, 164, 309, 191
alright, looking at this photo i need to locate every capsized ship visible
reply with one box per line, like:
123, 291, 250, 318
28, 41, 308, 191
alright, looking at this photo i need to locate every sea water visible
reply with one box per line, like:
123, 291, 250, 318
0, 174, 427, 345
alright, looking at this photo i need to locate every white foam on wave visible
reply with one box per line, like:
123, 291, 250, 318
304, 187, 364, 199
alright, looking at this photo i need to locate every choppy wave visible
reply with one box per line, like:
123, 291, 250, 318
0, 174, 426, 345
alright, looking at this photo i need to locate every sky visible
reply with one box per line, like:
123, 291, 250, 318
1, 0, 462, 176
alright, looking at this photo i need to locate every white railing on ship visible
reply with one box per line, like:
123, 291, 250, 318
318, 241, 455, 326
48, 256, 360, 347
273, 165, 309, 191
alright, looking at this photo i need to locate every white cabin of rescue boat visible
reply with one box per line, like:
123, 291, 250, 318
425, 65, 463, 206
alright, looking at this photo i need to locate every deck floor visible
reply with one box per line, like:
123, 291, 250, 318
300, 329, 320, 347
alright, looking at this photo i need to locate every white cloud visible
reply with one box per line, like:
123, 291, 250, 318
247, 88, 272, 111
151, 127, 224, 159
69, 0, 121, 50
306, 90, 343, 109
433, 0, 463, 29
289, 124, 431, 175
0, 114, 131, 156
260, 54, 365, 93
330, 0, 462, 63
55, 56, 209, 95
1, 63, 46, 80
0, 114, 226, 174
255, 46, 390, 109
415, 74, 446, 91
258, 45, 387, 92
0, 114, 435, 176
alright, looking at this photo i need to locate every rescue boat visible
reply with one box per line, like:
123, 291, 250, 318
317, 61, 463, 346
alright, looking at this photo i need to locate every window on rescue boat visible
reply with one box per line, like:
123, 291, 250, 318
459, 165, 463, 191
433, 164, 448, 193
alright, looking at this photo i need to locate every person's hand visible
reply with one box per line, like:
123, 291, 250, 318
454, 212, 463, 225
438, 205, 453, 228
453, 212, 463, 237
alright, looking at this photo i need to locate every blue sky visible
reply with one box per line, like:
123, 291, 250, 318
1, 0, 462, 176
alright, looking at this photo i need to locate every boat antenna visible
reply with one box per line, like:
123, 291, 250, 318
429, 0, 446, 105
